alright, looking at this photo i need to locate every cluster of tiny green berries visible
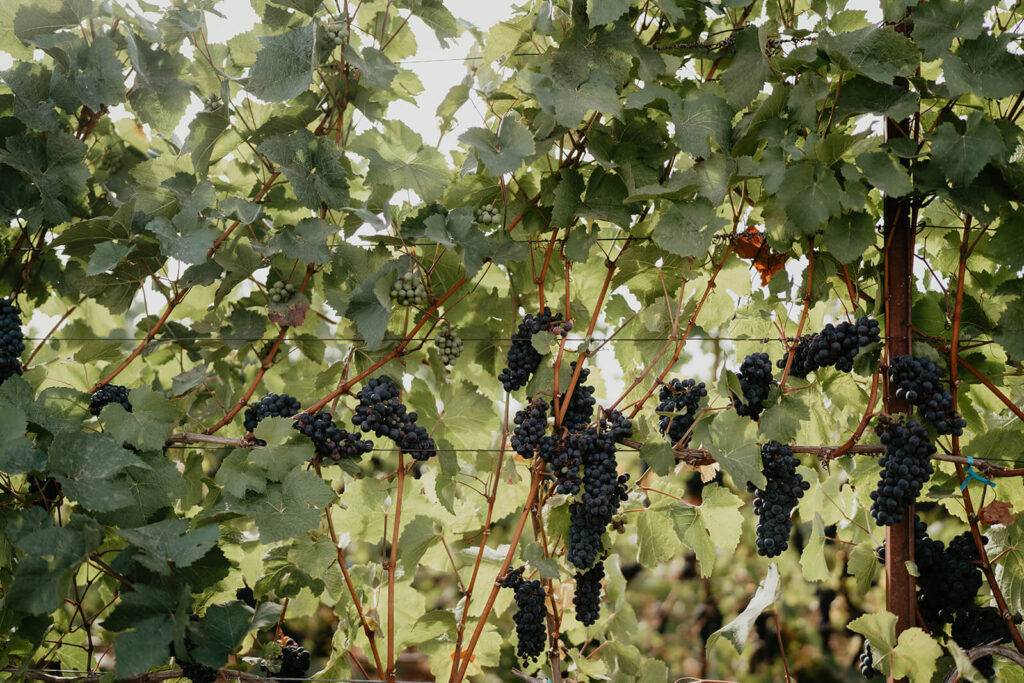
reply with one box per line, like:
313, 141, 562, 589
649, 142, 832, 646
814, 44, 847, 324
391, 271, 427, 307
474, 205, 501, 225
326, 20, 347, 46
435, 325, 463, 365
268, 280, 297, 304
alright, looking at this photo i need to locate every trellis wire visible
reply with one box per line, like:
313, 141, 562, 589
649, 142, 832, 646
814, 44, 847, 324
9, 673, 435, 683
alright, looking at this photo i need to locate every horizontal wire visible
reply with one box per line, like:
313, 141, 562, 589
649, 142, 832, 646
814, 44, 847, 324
10, 673, 429, 683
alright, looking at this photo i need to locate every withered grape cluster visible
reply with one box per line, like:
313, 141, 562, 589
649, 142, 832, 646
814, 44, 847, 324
779, 317, 881, 377
748, 441, 808, 557
435, 325, 463, 366
573, 559, 605, 626
294, 411, 373, 463
501, 567, 547, 665
511, 398, 548, 457
0, 297, 25, 385
868, 419, 934, 526
888, 354, 966, 435
656, 378, 706, 445
732, 353, 774, 421
353, 375, 436, 460
89, 384, 132, 416
498, 308, 571, 392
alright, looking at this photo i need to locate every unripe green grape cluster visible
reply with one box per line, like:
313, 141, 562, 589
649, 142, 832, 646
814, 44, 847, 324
475, 205, 501, 225
268, 280, 296, 304
435, 325, 463, 365
391, 271, 427, 307
326, 20, 347, 46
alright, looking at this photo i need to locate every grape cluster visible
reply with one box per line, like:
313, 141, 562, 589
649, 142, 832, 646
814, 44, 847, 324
573, 560, 605, 626
498, 308, 572, 392
267, 280, 297, 304
858, 641, 881, 679
293, 411, 373, 463
562, 362, 596, 431
262, 639, 311, 680
748, 441, 809, 557
511, 398, 548, 457
475, 205, 502, 225
951, 605, 1018, 678
352, 376, 436, 460
501, 567, 547, 665
567, 471, 629, 570
732, 353, 774, 421
171, 636, 217, 683
778, 317, 881, 378
435, 325, 463, 366
0, 297, 25, 385
889, 355, 966, 436
538, 433, 583, 494
868, 419, 935, 526
325, 20, 347, 46
89, 384, 132, 416
391, 271, 427, 307
600, 410, 632, 443
656, 378, 707, 445
244, 393, 301, 433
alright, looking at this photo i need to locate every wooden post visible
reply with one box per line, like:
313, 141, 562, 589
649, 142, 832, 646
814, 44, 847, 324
882, 96, 916, 681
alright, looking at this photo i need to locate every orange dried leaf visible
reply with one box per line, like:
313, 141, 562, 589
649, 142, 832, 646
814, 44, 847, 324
732, 227, 788, 286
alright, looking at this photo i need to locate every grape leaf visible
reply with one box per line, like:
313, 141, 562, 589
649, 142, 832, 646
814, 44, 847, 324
707, 563, 781, 653
246, 22, 315, 102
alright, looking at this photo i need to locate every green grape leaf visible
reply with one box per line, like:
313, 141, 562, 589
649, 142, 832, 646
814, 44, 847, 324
459, 119, 535, 176
639, 438, 675, 477
588, 0, 630, 26
856, 150, 913, 196
821, 211, 876, 263
117, 519, 220, 574
399, 515, 441, 574
848, 540, 880, 595
102, 385, 181, 451
929, 113, 1004, 187
189, 602, 255, 667
267, 216, 336, 264
652, 198, 727, 259
246, 22, 315, 102
994, 296, 1024, 359
637, 507, 682, 565
47, 430, 146, 511
244, 468, 335, 543
721, 26, 770, 108
819, 26, 920, 83
800, 513, 829, 582
124, 34, 190, 131
114, 616, 175, 677
912, 0, 987, 60
258, 129, 351, 210
707, 563, 781, 653
943, 35, 1024, 99
704, 410, 765, 490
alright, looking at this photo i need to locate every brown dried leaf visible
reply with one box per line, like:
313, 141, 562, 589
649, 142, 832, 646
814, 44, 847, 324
268, 300, 309, 327
979, 500, 1015, 526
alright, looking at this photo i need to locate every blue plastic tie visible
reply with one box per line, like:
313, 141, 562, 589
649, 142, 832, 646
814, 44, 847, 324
959, 456, 995, 491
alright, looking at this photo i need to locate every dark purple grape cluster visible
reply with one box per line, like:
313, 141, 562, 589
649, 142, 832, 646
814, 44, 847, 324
236, 586, 257, 608
656, 378, 706, 445
293, 411, 373, 463
732, 353, 775, 421
779, 317, 881, 378
538, 433, 584, 495
498, 308, 572, 392
869, 419, 935, 526
573, 559, 605, 626
511, 398, 549, 457
567, 471, 629, 570
600, 410, 632, 443
747, 441, 809, 557
352, 375, 436, 460
562, 362, 596, 431
858, 641, 881, 679
951, 605, 1018, 678
501, 567, 547, 665
888, 355, 966, 436
171, 636, 217, 683
272, 641, 311, 680
89, 384, 132, 416
0, 297, 25, 385
244, 393, 301, 433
